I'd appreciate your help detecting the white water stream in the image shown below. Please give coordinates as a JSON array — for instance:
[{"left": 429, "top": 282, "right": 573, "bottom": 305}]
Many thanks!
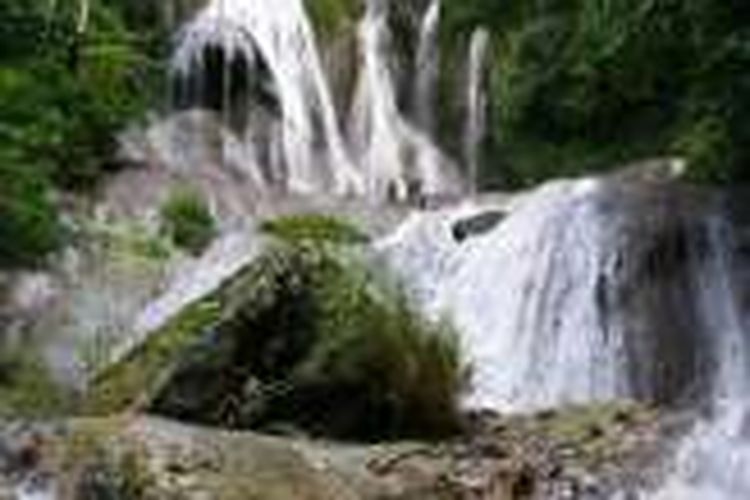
[
  {"left": 167, "top": 0, "right": 468, "bottom": 202},
  {"left": 653, "top": 217, "right": 750, "bottom": 500},
  {"left": 465, "top": 28, "right": 490, "bottom": 194},
  {"left": 380, "top": 179, "right": 631, "bottom": 410},
  {"left": 414, "top": 0, "right": 441, "bottom": 134},
  {"left": 172, "top": 0, "right": 362, "bottom": 195}
]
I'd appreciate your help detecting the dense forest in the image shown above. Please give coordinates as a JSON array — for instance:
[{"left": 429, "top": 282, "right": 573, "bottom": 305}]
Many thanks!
[
  {"left": 441, "top": 0, "right": 750, "bottom": 186},
  {"left": 1, "top": 0, "right": 749, "bottom": 268}
]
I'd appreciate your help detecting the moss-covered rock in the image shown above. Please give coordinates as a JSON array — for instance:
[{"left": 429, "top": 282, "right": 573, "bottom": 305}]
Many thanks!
[
  {"left": 84, "top": 299, "right": 222, "bottom": 416},
  {"left": 0, "top": 348, "right": 75, "bottom": 419},
  {"left": 88, "top": 223, "right": 464, "bottom": 441},
  {"left": 259, "top": 214, "right": 370, "bottom": 245}
]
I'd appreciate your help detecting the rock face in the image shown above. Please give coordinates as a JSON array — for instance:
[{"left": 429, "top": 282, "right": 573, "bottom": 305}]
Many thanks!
[{"left": 0, "top": 404, "right": 680, "bottom": 500}]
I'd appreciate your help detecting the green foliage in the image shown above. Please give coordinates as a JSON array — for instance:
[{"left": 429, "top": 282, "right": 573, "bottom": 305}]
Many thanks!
[
  {"left": 96, "top": 241, "right": 466, "bottom": 441},
  {"left": 0, "top": 0, "right": 167, "bottom": 268},
  {"left": 86, "top": 300, "right": 222, "bottom": 414},
  {"left": 259, "top": 214, "right": 370, "bottom": 245},
  {"left": 673, "top": 116, "right": 733, "bottom": 184},
  {"left": 442, "top": 0, "right": 750, "bottom": 186},
  {"left": 0, "top": 161, "right": 61, "bottom": 268},
  {"left": 160, "top": 187, "right": 216, "bottom": 255},
  {"left": 0, "top": 347, "right": 74, "bottom": 418},
  {"left": 0, "top": 0, "right": 162, "bottom": 189},
  {"left": 294, "top": 276, "right": 464, "bottom": 439},
  {"left": 210, "top": 244, "right": 466, "bottom": 440}
]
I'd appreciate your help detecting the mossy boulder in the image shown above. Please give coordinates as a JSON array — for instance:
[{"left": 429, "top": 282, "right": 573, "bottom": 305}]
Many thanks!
[{"left": 88, "top": 219, "right": 464, "bottom": 442}]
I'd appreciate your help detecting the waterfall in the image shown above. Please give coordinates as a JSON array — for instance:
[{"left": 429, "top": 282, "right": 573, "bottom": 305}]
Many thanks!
[
  {"left": 349, "top": 0, "right": 409, "bottom": 200},
  {"left": 380, "top": 177, "right": 750, "bottom": 496},
  {"left": 172, "top": 0, "right": 363, "bottom": 196},
  {"left": 464, "top": 28, "right": 490, "bottom": 194},
  {"left": 653, "top": 215, "right": 750, "bottom": 500},
  {"left": 350, "top": 0, "right": 460, "bottom": 202},
  {"left": 414, "top": 0, "right": 441, "bottom": 134},
  {"left": 168, "top": 0, "right": 463, "bottom": 203},
  {"left": 380, "top": 177, "right": 713, "bottom": 411},
  {"left": 380, "top": 179, "right": 630, "bottom": 410}
]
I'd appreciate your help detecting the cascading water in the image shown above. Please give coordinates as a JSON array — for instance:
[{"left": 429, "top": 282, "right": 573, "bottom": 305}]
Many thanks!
[
  {"left": 414, "top": 0, "right": 441, "bottom": 134},
  {"left": 380, "top": 179, "right": 630, "bottom": 410},
  {"left": 652, "top": 215, "right": 750, "bottom": 500},
  {"left": 172, "top": 0, "right": 363, "bottom": 195},
  {"left": 379, "top": 176, "right": 750, "bottom": 496},
  {"left": 464, "top": 28, "right": 490, "bottom": 194},
  {"left": 379, "top": 176, "right": 714, "bottom": 411},
  {"left": 167, "top": 0, "right": 463, "bottom": 203},
  {"left": 350, "top": 0, "right": 461, "bottom": 201}
]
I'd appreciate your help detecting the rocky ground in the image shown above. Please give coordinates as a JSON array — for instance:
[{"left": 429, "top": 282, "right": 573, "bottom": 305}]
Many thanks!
[{"left": 0, "top": 402, "right": 688, "bottom": 500}]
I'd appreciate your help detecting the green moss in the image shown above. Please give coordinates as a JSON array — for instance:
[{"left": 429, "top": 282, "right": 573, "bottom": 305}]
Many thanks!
[
  {"left": 259, "top": 214, "right": 370, "bottom": 245},
  {"left": 0, "top": 348, "right": 75, "bottom": 418},
  {"left": 85, "top": 299, "right": 222, "bottom": 415},
  {"left": 95, "top": 238, "right": 464, "bottom": 441}
]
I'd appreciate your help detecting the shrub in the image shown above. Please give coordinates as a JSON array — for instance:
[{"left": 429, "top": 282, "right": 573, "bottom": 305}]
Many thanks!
[
  {"left": 673, "top": 116, "right": 733, "bottom": 184},
  {"left": 160, "top": 187, "right": 216, "bottom": 254},
  {"left": 199, "top": 243, "right": 465, "bottom": 440},
  {"left": 259, "top": 214, "right": 370, "bottom": 245},
  {"left": 95, "top": 241, "right": 466, "bottom": 441},
  {"left": 292, "top": 278, "right": 465, "bottom": 439}
]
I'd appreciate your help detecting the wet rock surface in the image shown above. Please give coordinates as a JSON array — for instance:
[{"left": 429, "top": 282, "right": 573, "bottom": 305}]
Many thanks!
[{"left": 0, "top": 403, "right": 685, "bottom": 499}]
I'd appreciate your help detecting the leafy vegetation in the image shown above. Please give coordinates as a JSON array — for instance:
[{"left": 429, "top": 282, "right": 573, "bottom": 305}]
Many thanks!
[
  {"left": 90, "top": 236, "right": 465, "bottom": 441},
  {"left": 160, "top": 186, "right": 217, "bottom": 255},
  {"left": 0, "top": 347, "right": 75, "bottom": 418},
  {"left": 153, "top": 242, "right": 464, "bottom": 440},
  {"left": 85, "top": 300, "right": 222, "bottom": 414},
  {"left": 260, "top": 214, "right": 370, "bottom": 245},
  {"left": 0, "top": 0, "right": 166, "bottom": 268},
  {"left": 441, "top": 0, "right": 750, "bottom": 186},
  {"left": 0, "top": 161, "right": 61, "bottom": 268}
]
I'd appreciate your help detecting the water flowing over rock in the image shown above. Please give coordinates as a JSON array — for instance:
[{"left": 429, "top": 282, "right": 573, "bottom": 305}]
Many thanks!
[
  {"left": 351, "top": 0, "right": 461, "bottom": 201},
  {"left": 414, "top": 0, "right": 441, "bottom": 135},
  {"left": 379, "top": 176, "right": 717, "bottom": 411},
  {"left": 162, "top": 0, "right": 464, "bottom": 203},
  {"left": 651, "top": 208, "right": 750, "bottom": 499},
  {"left": 464, "top": 27, "right": 490, "bottom": 194},
  {"left": 172, "top": 0, "right": 362, "bottom": 196}
]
